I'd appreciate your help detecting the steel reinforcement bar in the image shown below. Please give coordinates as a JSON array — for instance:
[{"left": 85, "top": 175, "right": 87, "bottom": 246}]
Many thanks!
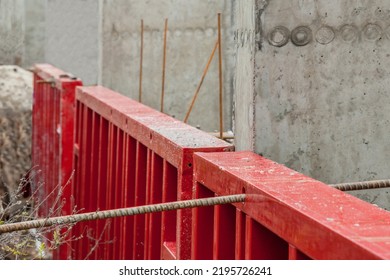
[
  {"left": 331, "top": 179, "right": 390, "bottom": 191},
  {"left": 0, "top": 195, "right": 245, "bottom": 234}
]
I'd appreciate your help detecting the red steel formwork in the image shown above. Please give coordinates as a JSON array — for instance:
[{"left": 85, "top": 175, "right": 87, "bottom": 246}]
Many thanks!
[
  {"left": 32, "top": 64, "right": 82, "bottom": 259},
  {"left": 192, "top": 151, "right": 390, "bottom": 260},
  {"left": 72, "top": 86, "right": 233, "bottom": 260},
  {"left": 32, "top": 65, "right": 390, "bottom": 261}
]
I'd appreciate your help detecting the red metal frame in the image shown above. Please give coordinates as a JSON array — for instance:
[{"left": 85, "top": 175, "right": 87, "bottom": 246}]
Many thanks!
[
  {"left": 192, "top": 151, "right": 390, "bottom": 260},
  {"left": 72, "top": 86, "right": 233, "bottom": 260},
  {"left": 32, "top": 64, "right": 390, "bottom": 260},
  {"left": 32, "top": 64, "right": 82, "bottom": 259}
]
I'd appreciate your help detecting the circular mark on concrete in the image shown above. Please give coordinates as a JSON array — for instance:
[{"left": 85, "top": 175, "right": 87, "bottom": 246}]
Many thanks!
[
  {"left": 315, "top": 25, "right": 335, "bottom": 44},
  {"left": 291, "top": 26, "right": 312, "bottom": 46},
  {"left": 363, "top": 23, "right": 382, "bottom": 41},
  {"left": 339, "top": 24, "right": 358, "bottom": 42},
  {"left": 268, "top": 26, "right": 290, "bottom": 47}
]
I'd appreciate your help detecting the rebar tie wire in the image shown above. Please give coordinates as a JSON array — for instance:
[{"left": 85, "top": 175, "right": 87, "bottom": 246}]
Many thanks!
[{"left": 0, "top": 194, "right": 246, "bottom": 234}]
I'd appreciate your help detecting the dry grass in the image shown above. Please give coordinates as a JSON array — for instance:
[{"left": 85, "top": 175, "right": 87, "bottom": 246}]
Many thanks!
[{"left": 0, "top": 170, "right": 76, "bottom": 260}]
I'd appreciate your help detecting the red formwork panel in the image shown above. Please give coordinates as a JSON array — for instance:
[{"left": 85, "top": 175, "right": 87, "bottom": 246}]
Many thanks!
[
  {"left": 192, "top": 151, "right": 390, "bottom": 260},
  {"left": 72, "top": 86, "right": 233, "bottom": 260},
  {"left": 32, "top": 64, "right": 82, "bottom": 259}
]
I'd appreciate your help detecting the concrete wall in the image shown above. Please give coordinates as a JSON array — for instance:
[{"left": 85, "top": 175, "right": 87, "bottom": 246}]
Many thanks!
[
  {"left": 234, "top": 0, "right": 390, "bottom": 209},
  {"left": 44, "top": 0, "right": 99, "bottom": 85},
  {"left": 233, "top": 1, "right": 257, "bottom": 150},
  {"left": 0, "top": 0, "right": 25, "bottom": 65},
  {"left": 100, "top": 0, "right": 234, "bottom": 132},
  {"left": 24, "top": 0, "right": 45, "bottom": 67},
  {"left": 0, "top": 0, "right": 45, "bottom": 67},
  {"left": 2, "top": 0, "right": 234, "bottom": 131}
]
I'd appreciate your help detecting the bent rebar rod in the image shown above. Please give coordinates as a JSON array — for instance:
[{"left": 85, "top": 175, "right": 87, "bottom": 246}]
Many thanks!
[{"left": 0, "top": 194, "right": 245, "bottom": 234}]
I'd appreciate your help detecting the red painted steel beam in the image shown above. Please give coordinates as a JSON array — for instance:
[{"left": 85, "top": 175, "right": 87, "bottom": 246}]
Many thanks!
[
  {"left": 33, "top": 64, "right": 82, "bottom": 260},
  {"left": 75, "top": 86, "right": 233, "bottom": 260},
  {"left": 193, "top": 151, "right": 390, "bottom": 260},
  {"left": 34, "top": 64, "right": 82, "bottom": 199},
  {"left": 76, "top": 86, "right": 232, "bottom": 168}
]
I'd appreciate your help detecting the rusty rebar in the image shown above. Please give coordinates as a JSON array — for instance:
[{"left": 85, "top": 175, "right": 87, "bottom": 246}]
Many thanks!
[
  {"left": 330, "top": 179, "right": 390, "bottom": 192},
  {"left": 0, "top": 194, "right": 245, "bottom": 234},
  {"left": 138, "top": 19, "right": 144, "bottom": 103},
  {"left": 217, "top": 13, "right": 223, "bottom": 139},
  {"left": 184, "top": 40, "right": 219, "bottom": 123},
  {"left": 161, "top": 18, "right": 168, "bottom": 113}
]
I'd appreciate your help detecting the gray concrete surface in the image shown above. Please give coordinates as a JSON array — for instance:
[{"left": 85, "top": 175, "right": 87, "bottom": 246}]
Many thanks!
[
  {"left": 100, "top": 0, "right": 234, "bottom": 132},
  {"left": 2, "top": 0, "right": 234, "bottom": 131},
  {"left": 24, "top": 0, "right": 45, "bottom": 68},
  {"left": 232, "top": 1, "right": 257, "bottom": 151},
  {"left": 44, "top": 0, "right": 99, "bottom": 85},
  {"left": 0, "top": 0, "right": 45, "bottom": 68},
  {"left": 0, "top": 0, "right": 235, "bottom": 190},
  {"left": 0, "top": 0, "right": 25, "bottom": 65},
  {"left": 234, "top": 0, "right": 390, "bottom": 209}
]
